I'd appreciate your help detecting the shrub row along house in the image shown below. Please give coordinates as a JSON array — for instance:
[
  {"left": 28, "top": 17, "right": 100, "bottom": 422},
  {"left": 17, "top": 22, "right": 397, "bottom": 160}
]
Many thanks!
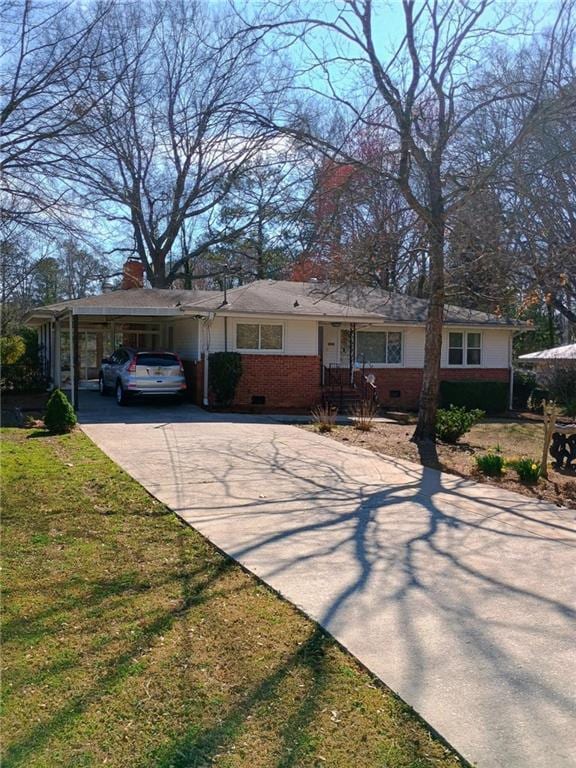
[{"left": 25, "top": 259, "right": 525, "bottom": 411}]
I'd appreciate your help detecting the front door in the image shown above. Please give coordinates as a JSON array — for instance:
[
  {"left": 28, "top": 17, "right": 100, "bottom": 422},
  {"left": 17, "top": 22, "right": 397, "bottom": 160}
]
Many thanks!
[{"left": 322, "top": 325, "right": 340, "bottom": 366}]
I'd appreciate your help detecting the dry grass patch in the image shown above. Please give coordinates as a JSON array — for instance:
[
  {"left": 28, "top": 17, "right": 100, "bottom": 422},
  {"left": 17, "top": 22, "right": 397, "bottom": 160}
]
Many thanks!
[{"left": 1, "top": 428, "right": 464, "bottom": 768}]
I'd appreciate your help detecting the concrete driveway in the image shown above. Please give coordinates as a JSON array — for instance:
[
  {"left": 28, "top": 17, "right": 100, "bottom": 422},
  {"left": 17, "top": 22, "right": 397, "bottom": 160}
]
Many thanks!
[{"left": 79, "top": 393, "right": 576, "bottom": 768}]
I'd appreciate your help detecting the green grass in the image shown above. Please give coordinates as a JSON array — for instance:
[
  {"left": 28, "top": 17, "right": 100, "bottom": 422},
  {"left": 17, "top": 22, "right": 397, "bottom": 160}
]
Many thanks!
[{"left": 1, "top": 428, "right": 463, "bottom": 768}]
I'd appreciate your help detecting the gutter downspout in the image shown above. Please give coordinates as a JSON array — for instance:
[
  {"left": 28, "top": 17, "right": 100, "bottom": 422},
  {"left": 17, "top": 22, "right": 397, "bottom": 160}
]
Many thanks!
[{"left": 509, "top": 331, "right": 516, "bottom": 411}]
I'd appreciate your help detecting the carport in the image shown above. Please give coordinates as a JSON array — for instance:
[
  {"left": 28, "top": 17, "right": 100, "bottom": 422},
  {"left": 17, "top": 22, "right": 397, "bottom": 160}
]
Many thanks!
[{"left": 24, "top": 289, "right": 209, "bottom": 409}]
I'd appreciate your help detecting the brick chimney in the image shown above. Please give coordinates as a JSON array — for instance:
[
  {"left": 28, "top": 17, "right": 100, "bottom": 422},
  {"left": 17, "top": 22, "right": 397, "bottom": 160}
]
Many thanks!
[{"left": 121, "top": 258, "right": 145, "bottom": 290}]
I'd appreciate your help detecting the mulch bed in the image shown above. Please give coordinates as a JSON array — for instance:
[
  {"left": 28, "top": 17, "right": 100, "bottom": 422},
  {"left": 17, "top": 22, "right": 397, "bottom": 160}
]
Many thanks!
[{"left": 309, "top": 419, "right": 576, "bottom": 510}]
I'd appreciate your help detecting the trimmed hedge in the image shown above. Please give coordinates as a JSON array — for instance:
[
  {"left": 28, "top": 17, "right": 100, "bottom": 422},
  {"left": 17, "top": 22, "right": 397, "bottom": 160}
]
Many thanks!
[{"left": 440, "top": 380, "right": 508, "bottom": 414}]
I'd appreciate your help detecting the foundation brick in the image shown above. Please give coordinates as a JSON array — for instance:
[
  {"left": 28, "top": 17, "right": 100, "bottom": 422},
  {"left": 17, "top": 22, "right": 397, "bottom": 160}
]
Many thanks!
[{"left": 183, "top": 355, "right": 509, "bottom": 412}]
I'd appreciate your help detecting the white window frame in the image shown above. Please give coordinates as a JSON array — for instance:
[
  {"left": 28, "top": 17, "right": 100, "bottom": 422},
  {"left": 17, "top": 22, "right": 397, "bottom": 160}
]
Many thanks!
[
  {"left": 235, "top": 321, "right": 285, "bottom": 354},
  {"left": 349, "top": 328, "right": 404, "bottom": 367},
  {"left": 447, "top": 330, "right": 483, "bottom": 367}
]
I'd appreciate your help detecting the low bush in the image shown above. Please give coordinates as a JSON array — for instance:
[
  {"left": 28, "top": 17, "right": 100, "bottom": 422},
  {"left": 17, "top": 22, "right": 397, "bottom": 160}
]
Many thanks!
[
  {"left": 475, "top": 452, "right": 505, "bottom": 476},
  {"left": 352, "top": 399, "right": 379, "bottom": 431},
  {"left": 507, "top": 457, "right": 541, "bottom": 483},
  {"left": 44, "top": 388, "right": 77, "bottom": 434},
  {"left": 311, "top": 404, "right": 338, "bottom": 433},
  {"left": 208, "top": 352, "right": 242, "bottom": 406},
  {"left": 0, "top": 327, "right": 48, "bottom": 394},
  {"left": 436, "top": 405, "right": 485, "bottom": 444},
  {"left": 0, "top": 336, "right": 26, "bottom": 366},
  {"left": 440, "top": 380, "right": 508, "bottom": 414}
]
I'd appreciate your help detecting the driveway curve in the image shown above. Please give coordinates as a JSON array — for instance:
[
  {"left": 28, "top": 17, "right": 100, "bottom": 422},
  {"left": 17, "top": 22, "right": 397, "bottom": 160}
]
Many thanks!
[{"left": 79, "top": 394, "right": 576, "bottom": 768}]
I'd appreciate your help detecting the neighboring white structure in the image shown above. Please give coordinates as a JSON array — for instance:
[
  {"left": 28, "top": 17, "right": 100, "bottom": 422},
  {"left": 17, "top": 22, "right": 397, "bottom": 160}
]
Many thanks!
[{"left": 518, "top": 344, "right": 576, "bottom": 362}]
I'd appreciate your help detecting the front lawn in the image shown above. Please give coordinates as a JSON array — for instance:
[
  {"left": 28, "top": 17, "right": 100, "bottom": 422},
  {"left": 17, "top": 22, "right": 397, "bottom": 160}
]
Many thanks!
[
  {"left": 318, "top": 418, "right": 576, "bottom": 509},
  {"left": 1, "top": 428, "right": 463, "bottom": 768}
]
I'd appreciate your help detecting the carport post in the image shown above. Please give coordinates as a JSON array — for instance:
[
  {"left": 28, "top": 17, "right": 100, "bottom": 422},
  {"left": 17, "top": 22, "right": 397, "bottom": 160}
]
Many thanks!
[
  {"left": 54, "top": 318, "right": 61, "bottom": 387},
  {"left": 69, "top": 312, "right": 80, "bottom": 410}
]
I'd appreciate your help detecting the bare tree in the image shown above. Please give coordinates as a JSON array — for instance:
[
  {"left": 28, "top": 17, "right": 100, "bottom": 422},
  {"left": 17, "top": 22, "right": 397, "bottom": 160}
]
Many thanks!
[
  {"left": 450, "top": 38, "right": 576, "bottom": 339},
  {"left": 238, "top": 0, "right": 575, "bottom": 440},
  {"left": 208, "top": 148, "right": 315, "bottom": 282},
  {"left": 63, "top": 0, "right": 281, "bottom": 288},
  {"left": 308, "top": 125, "right": 425, "bottom": 291},
  {"left": 0, "top": 0, "right": 120, "bottom": 232}
]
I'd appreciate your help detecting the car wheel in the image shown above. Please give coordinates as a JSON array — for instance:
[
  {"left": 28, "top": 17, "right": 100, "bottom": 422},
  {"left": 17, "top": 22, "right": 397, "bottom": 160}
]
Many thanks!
[
  {"left": 98, "top": 375, "right": 108, "bottom": 396},
  {"left": 116, "top": 381, "right": 129, "bottom": 406}
]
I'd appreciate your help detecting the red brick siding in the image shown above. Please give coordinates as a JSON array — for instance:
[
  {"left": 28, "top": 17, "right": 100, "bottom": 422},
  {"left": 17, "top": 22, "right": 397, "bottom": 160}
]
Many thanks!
[
  {"left": 185, "top": 355, "right": 508, "bottom": 411},
  {"left": 368, "top": 368, "right": 509, "bottom": 409},
  {"left": 182, "top": 359, "right": 204, "bottom": 404},
  {"left": 233, "top": 355, "right": 322, "bottom": 410},
  {"left": 183, "top": 355, "right": 322, "bottom": 410}
]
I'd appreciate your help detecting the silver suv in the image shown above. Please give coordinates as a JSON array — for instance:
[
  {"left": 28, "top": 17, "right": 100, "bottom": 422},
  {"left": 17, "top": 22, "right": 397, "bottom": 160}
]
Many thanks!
[{"left": 99, "top": 347, "right": 187, "bottom": 405}]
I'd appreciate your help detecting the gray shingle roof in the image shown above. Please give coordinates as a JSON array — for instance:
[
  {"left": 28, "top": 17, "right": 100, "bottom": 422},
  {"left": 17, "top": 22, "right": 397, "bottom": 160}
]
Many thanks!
[
  {"left": 25, "top": 280, "right": 525, "bottom": 327},
  {"left": 265, "top": 281, "right": 525, "bottom": 327},
  {"left": 180, "top": 281, "right": 383, "bottom": 320}
]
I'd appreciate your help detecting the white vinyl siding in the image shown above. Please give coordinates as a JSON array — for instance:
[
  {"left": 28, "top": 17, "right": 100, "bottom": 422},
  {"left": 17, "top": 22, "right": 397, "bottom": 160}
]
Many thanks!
[
  {"left": 172, "top": 318, "right": 200, "bottom": 360},
  {"left": 481, "top": 329, "right": 511, "bottom": 368},
  {"left": 196, "top": 317, "right": 512, "bottom": 368}
]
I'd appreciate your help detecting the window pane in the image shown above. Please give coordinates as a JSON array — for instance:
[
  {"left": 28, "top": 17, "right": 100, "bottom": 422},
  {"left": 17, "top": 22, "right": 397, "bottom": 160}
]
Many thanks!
[
  {"left": 357, "top": 332, "right": 386, "bottom": 363},
  {"left": 387, "top": 332, "right": 402, "bottom": 364},
  {"left": 449, "top": 348, "right": 463, "bottom": 365},
  {"left": 237, "top": 324, "right": 259, "bottom": 349},
  {"left": 467, "top": 348, "right": 481, "bottom": 365},
  {"left": 260, "top": 324, "right": 283, "bottom": 350},
  {"left": 449, "top": 332, "right": 463, "bottom": 348},
  {"left": 467, "top": 333, "right": 481, "bottom": 348}
]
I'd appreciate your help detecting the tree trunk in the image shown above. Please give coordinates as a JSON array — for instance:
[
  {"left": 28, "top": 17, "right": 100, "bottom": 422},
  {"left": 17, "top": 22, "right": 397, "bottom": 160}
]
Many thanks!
[
  {"left": 546, "top": 302, "right": 555, "bottom": 347},
  {"left": 149, "top": 252, "right": 168, "bottom": 288},
  {"left": 412, "top": 214, "right": 445, "bottom": 442}
]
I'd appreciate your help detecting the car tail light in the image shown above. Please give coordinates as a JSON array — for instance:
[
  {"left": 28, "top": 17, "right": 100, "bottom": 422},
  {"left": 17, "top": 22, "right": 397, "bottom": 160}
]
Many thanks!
[{"left": 127, "top": 357, "right": 137, "bottom": 373}]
